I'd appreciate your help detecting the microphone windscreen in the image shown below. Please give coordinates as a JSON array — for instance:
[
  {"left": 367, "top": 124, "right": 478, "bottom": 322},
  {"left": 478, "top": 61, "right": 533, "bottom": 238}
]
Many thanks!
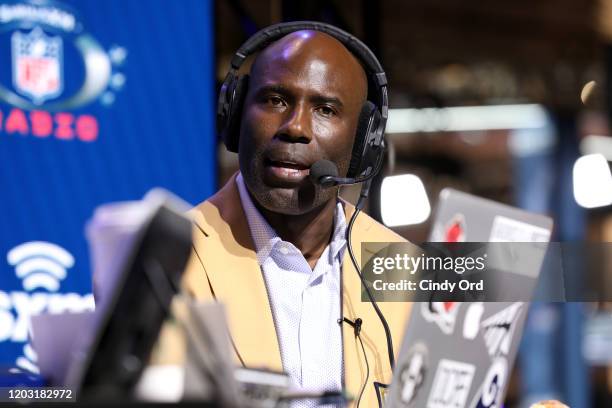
[{"left": 310, "top": 160, "right": 338, "bottom": 184}]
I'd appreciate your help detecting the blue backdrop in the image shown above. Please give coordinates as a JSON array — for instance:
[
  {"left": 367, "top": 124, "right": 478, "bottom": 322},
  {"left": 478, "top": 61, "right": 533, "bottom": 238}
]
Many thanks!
[{"left": 0, "top": 0, "right": 216, "bottom": 370}]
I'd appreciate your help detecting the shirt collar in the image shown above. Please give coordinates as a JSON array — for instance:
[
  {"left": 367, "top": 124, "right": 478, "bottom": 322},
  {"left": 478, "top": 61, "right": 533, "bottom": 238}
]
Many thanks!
[{"left": 236, "top": 172, "right": 347, "bottom": 267}]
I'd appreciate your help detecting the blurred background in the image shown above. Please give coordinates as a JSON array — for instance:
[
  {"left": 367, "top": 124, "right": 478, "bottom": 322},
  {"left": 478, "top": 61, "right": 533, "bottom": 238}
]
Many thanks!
[{"left": 0, "top": 0, "right": 611, "bottom": 406}]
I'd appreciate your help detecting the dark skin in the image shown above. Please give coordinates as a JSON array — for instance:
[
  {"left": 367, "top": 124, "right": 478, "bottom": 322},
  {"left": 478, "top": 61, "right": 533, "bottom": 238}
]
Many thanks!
[{"left": 238, "top": 31, "right": 368, "bottom": 269}]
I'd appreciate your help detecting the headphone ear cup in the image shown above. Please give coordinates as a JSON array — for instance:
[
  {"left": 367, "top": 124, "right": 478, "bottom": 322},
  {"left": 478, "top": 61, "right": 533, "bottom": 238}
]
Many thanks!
[
  {"left": 222, "top": 75, "right": 249, "bottom": 153},
  {"left": 347, "top": 101, "right": 379, "bottom": 178}
]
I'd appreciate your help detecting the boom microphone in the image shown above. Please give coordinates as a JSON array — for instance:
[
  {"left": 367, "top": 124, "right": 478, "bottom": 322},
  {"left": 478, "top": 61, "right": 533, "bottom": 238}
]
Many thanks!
[
  {"left": 309, "top": 160, "right": 358, "bottom": 187},
  {"left": 309, "top": 160, "right": 338, "bottom": 187}
]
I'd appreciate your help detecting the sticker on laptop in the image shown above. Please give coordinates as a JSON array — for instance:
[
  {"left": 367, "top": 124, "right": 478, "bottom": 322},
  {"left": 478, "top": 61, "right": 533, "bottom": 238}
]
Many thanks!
[
  {"left": 444, "top": 214, "right": 467, "bottom": 242},
  {"left": 421, "top": 302, "right": 461, "bottom": 335},
  {"left": 481, "top": 302, "right": 524, "bottom": 357},
  {"left": 469, "top": 356, "right": 508, "bottom": 408},
  {"left": 396, "top": 343, "right": 428, "bottom": 407},
  {"left": 462, "top": 302, "right": 485, "bottom": 340},
  {"left": 427, "top": 359, "right": 475, "bottom": 408},
  {"left": 489, "top": 216, "right": 551, "bottom": 243}
]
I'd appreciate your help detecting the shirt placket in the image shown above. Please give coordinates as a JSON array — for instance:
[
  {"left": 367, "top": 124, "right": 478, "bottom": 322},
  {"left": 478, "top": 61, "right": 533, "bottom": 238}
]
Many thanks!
[{"left": 300, "top": 248, "right": 334, "bottom": 391}]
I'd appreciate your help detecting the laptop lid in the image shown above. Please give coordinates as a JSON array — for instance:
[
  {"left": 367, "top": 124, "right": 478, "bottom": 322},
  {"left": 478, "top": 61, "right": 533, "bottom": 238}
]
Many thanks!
[{"left": 386, "top": 189, "right": 553, "bottom": 408}]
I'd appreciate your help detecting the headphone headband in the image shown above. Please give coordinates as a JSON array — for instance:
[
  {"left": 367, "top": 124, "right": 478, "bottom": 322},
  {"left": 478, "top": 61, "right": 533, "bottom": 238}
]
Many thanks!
[{"left": 227, "top": 21, "right": 388, "bottom": 123}]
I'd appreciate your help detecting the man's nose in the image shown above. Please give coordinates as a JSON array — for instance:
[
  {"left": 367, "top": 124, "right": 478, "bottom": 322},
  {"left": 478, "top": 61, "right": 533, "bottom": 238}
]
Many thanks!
[{"left": 276, "top": 102, "right": 311, "bottom": 143}]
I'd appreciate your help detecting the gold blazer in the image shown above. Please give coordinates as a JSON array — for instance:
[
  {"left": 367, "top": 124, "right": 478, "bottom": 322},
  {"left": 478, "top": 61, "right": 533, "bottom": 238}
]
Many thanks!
[{"left": 156, "top": 173, "right": 414, "bottom": 407}]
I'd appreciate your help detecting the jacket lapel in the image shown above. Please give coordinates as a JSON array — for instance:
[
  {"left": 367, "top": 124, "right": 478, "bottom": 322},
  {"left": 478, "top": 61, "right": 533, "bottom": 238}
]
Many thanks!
[{"left": 190, "top": 174, "right": 282, "bottom": 371}]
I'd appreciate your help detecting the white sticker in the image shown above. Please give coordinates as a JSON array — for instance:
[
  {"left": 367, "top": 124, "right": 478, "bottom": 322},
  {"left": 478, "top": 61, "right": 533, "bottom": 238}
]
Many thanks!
[
  {"left": 427, "top": 359, "right": 475, "bottom": 408},
  {"left": 469, "top": 357, "right": 508, "bottom": 408},
  {"left": 398, "top": 344, "right": 428, "bottom": 406},
  {"left": 421, "top": 302, "right": 461, "bottom": 335},
  {"left": 463, "top": 302, "right": 484, "bottom": 340},
  {"left": 489, "top": 216, "right": 550, "bottom": 243},
  {"left": 481, "top": 302, "right": 523, "bottom": 357}
]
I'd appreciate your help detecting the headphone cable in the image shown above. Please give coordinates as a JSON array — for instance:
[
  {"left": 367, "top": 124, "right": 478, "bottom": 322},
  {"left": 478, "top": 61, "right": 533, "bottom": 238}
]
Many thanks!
[
  {"left": 345, "top": 173, "right": 395, "bottom": 371},
  {"left": 355, "top": 331, "right": 370, "bottom": 408}
]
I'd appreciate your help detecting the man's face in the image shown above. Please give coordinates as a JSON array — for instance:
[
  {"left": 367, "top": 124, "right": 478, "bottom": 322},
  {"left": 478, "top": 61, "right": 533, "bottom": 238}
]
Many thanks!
[{"left": 238, "top": 31, "right": 367, "bottom": 215}]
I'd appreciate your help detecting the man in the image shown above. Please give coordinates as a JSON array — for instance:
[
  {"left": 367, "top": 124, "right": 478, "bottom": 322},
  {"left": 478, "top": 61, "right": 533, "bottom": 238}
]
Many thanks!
[
  {"left": 167, "top": 29, "right": 413, "bottom": 406},
  {"left": 151, "top": 25, "right": 568, "bottom": 408}
]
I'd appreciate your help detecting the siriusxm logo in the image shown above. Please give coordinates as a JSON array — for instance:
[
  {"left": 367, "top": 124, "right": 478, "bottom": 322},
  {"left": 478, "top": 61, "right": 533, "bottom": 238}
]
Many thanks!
[
  {"left": 7, "top": 241, "right": 74, "bottom": 292},
  {"left": 0, "top": 241, "right": 94, "bottom": 372}
]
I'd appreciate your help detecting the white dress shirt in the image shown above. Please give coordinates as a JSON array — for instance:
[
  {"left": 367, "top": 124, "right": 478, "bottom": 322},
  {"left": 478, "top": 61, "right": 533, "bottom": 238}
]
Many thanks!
[{"left": 236, "top": 173, "right": 346, "bottom": 398}]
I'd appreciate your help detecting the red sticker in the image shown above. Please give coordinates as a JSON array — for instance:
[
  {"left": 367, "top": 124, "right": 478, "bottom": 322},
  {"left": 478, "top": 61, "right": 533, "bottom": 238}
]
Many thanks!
[{"left": 444, "top": 214, "right": 466, "bottom": 243}]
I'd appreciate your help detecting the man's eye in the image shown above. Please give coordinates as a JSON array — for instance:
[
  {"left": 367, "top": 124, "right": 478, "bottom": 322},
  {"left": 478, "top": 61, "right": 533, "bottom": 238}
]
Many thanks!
[
  {"left": 267, "top": 96, "right": 285, "bottom": 107},
  {"left": 317, "top": 105, "right": 336, "bottom": 117}
]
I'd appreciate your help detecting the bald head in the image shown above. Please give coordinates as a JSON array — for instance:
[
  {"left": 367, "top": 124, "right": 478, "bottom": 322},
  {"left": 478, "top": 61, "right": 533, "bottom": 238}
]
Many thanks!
[{"left": 250, "top": 30, "right": 368, "bottom": 104}]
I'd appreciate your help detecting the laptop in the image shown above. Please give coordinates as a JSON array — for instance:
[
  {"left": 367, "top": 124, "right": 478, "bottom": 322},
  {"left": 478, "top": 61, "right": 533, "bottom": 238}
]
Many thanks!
[{"left": 385, "top": 188, "right": 553, "bottom": 408}]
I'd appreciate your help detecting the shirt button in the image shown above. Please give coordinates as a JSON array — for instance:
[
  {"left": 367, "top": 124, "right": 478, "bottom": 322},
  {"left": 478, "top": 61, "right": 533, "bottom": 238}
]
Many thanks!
[{"left": 279, "top": 246, "right": 289, "bottom": 255}]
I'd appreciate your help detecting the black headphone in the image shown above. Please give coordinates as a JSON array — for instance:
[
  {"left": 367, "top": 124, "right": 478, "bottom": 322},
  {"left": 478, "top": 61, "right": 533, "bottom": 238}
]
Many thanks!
[{"left": 217, "top": 21, "right": 389, "bottom": 181}]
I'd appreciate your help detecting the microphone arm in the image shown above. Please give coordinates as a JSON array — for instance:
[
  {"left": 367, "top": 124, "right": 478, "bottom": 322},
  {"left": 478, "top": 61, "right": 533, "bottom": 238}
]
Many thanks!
[
  {"left": 317, "top": 151, "right": 385, "bottom": 188},
  {"left": 319, "top": 175, "right": 357, "bottom": 187}
]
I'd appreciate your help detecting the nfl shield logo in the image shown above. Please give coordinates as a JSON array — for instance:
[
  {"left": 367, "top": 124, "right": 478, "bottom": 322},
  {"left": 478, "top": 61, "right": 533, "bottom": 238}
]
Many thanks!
[{"left": 12, "top": 27, "right": 63, "bottom": 104}]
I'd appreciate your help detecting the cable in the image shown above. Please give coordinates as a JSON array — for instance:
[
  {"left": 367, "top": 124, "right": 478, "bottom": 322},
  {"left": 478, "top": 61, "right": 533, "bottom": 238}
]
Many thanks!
[
  {"left": 346, "top": 179, "right": 396, "bottom": 371},
  {"left": 355, "top": 333, "right": 369, "bottom": 408}
]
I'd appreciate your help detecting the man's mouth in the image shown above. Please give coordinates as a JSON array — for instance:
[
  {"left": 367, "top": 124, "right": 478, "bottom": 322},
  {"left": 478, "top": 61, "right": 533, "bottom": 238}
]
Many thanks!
[
  {"left": 263, "top": 158, "right": 310, "bottom": 184},
  {"left": 264, "top": 158, "right": 309, "bottom": 170}
]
